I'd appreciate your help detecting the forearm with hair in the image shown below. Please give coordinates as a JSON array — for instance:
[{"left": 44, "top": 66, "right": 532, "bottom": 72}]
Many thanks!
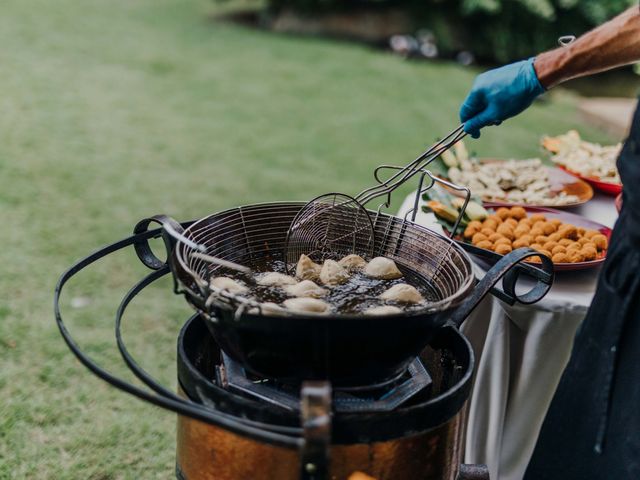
[{"left": 534, "top": 5, "right": 640, "bottom": 89}]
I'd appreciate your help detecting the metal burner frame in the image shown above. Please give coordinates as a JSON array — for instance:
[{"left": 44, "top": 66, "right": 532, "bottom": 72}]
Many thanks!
[{"left": 220, "top": 352, "right": 432, "bottom": 413}]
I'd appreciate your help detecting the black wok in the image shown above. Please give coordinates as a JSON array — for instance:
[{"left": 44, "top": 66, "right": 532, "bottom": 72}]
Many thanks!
[{"left": 133, "top": 202, "right": 553, "bottom": 387}]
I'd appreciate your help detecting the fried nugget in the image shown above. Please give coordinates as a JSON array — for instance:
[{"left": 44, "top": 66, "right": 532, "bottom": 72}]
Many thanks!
[
  {"left": 543, "top": 241, "right": 558, "bottom": 252},
  {"left": 495, "top": 243, "right": 513, "bottom": 255},
  {"left": 481, "top": 227, "right": 495, "bottom": 237},
  {"left": 512, "top": 237, "right": 530, "bottom": 249},
  {"left": 488, "top": 233, "right": 504, "bottom": 243},
  {"left": 487, "top": 214, "right": 503, "bottom": 225},
  {"left": 530, "top": 213, "right": 546, "bottom": 223},
  {"left": 559, "top": 224, "right": 579, "bottom": 240},
  {"left": 476, "top": 240, "right": 493, "bottom": 250},
  {"left": 468, "top": 220, "right": 483, "bottom": 231},
  {"left": 552, "top": 252, "right": 569, "bottom": 263},
  {"left": 591, "top": 234, "right": 608, "bottom": 251},
  {"left": 464, "top": 225, "right": 478, "bottom": 239},
  {"left": 548, "top": 232, "right": 562, "bottom": 242},
  {"left": 584, "top": 229, "right": 599, "bottom": 239},
  {"left": 497, "top": 224, "right": 515, "bottom": 240},
  {"left": 581, "top": 247, "right": 597, "bottom": 261},
  {"left": 514, "top": 225, "right": 531, "bottom": 238},
  {"left": 505, "top": 218, "right": 518, "bottom": 228},
  {"left": 482, "top": 220, "right": 498, "bottom": 231},
  {"left": 495, "top": 207, "right": 509, "bottom": 220},
  {"left": 472, "top": 232, "right": 488, "bottom": 244},
  {"left": 542, "top": 222, "right": 557, "bottom": 235},
  {"left": 551, "top": 245, "right": 566, "bottom": 255},
  {"left": 559, "top": 238, "right": 573, "bottom": 247},
  {"left": 510, "top": 206, "right": 527, "bottom": 220}
]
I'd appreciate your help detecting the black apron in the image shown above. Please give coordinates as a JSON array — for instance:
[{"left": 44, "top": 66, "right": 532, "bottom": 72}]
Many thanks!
[{"left": 525, "top": 100, "right": 640, "bottom": 479}]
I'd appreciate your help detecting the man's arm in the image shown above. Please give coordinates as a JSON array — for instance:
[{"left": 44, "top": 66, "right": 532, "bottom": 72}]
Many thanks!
[
  {"left": 536, "top": 6, "right": 640, "bottom": 88},
  {"left": 460, "top": 6, "right": 640, "bottom": 138}
]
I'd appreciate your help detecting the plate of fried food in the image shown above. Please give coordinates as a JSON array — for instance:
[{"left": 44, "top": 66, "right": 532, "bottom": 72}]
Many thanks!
[
  {"left": 461, "top": 205, "right": 611, "bottom": 271},
  {"left": 439, "top": 141, "right": 593, "bottom": 208},
  {"left": 542, "top": 130, "right": 623, "bottom": 196}
]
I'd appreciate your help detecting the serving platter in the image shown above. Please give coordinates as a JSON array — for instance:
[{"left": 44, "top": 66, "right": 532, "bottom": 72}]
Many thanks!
[
  {"left": 442, "top": 158, "right": 594, "bottom": 208},
  {"left": 453, "top": 205, "right": 611, "bottom": 272},
  {"left": 557, "top": 165, "right": 622, "bottom": 196}
]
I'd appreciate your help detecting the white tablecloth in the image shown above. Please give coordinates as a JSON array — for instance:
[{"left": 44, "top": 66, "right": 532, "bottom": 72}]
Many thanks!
[{"left": 397, "top": 192, "right": 618, "bottom": 480}]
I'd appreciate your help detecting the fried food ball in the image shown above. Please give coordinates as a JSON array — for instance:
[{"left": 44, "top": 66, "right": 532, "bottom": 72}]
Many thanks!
[
  {"left": 580, "top": 247, "right": 597, "bottom": 261},
  {"left": 543, "top": 241, "right": 558, "bottom": 252},
  {"left": 542, "top": 222, "right": 557, "bottom": 235},
  {"left": 558, "top": 224, "right": 579, "bottom": 240},
  {"left": 482, "top": 220, "right": 498, "bottom": 231},
  {"left": 472, "top": 232, "right": 488, "bottom": 244},
  {"left": 530, "top": 213, "right": 546, "bottom": 223},
  {"left": 496, "top": 207, "right": 511, "bottom": 220},
  {"left": 548, "top": 232, "right": 562, "bottom": 242},
  {"left": 566, "top": 242, "right": 581, "bottom": 251},
  {"left": 505, "top": 218, "right": 518, "bottom": 228},
  {"left": 519, "top": 217, "right": 533, "bottom": 227},
  {"left": 559, "top": 238, "right": 573, "bottom": 247},
  {"left": 568, "top": 250, "right": 585, "bottom": 263},
  {"left": 552, "top": 252, "right": 569, "bottom": 263},
  {"left": 591, "top": 234, "right": 608, "bottom": 251},
  {"left": 549, "top": 218, "right": 563, "bottom": 227},
  {"left": 514, "top": 225, "right": 531, "bottom": 237},
  {"left": 512, "top": 237, "right": 531, "bottom": 249},
  {"left": 584, "top": 229, "right": 599, "bottom": 239},
  {"left": 582, "top": 241, "right": 597, "bottom": 251},
  {"left": 519, "top": 234, "right": 533, "bottom": 244},
  {"left": 529, "top": 256, "right": 542, "bottom": 264},
  {"left": 529, "top": 227, "right": 544, "bottom": 238},
  {"left": 494, "top": 237, "right": 511, "bottom": 246},
  {"left": 530, "top": 243, "right": 543, "bottom": 251},
  {"left": 476, "top": 240, "right": 493, "bottom": 250},
  {"left": 551, "top": 245, "right": 566, "bottom": 255},
  {"left": 535, "top": 235, "right": 549, "bottom": 244},
  {"left": 487, "top": 214, "right": 503, "bottom": 225},
  {"left": 481, "top": 227, "right": 495, "bottom": 237},
  {"left": 464, "top": 225, "right": 479, "bottom": 239},
  {"left": 488, "top": 233, "right": 504, "bottom": 243},
  {"left": 495, "top": 243, "right": 513, "bottom": 255},
  {"left": 468, "top": 220, "right": 483, "bottom": 231},
  {"left": 510, "top": 206, "right": 527, "bottom": 220},
  {"left": 496, "top": 224, "right": 515, "bottom": 240},
  {"left": 578, "top": 237, "right": 592, "bottom": 245},
  {"left": 532, "top": 220, "right": 546, "bottom": 231}
]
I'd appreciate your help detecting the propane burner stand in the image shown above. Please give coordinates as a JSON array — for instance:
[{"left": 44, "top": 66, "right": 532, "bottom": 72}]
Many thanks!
[{"left": 219, "top": 352, "right": 432, "bottom": 413}]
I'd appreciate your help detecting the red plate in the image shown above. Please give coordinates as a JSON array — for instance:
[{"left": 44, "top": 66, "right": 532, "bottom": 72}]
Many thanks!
[
  {"left": 457, "top": 205, "right": 612, "bottom": 272},
  {"left": 558, "top": 166, "right": 622, "bottom": 196}
]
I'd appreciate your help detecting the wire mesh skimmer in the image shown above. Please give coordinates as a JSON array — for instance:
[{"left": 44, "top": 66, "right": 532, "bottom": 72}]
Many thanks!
[{"left": 283, "top": 125, "right": 466, "bottom": 266}]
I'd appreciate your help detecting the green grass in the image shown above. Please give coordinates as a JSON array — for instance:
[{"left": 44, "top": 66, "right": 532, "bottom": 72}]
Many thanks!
[{"left": 0, "top": 0, "right": 613, "bottom": 478}]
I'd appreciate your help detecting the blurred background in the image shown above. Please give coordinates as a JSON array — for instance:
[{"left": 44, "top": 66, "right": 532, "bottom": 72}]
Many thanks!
[{"left": 0, "top": 0, "right": 637, "bottom": 477}]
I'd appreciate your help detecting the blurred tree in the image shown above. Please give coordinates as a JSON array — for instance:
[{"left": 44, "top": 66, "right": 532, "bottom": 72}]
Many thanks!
[{"left": 263, "top": 0, "right": 636, "bottom": 62}]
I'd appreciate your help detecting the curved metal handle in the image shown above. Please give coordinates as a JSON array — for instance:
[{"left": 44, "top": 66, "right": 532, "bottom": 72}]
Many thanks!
[
  {"left": 450, "top": 247, "right": 554, "bottom": 328},
  {"left": 133, "top": 214, "right": 193, "bottom": 270},
  {"left": 53, "top": 229, "right": 302, "bottom": 449}
]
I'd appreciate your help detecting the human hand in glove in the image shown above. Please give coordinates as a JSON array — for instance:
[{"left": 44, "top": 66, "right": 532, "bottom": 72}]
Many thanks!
[{"left": 459, "top": 58, "right": 545, "bottom": 138}]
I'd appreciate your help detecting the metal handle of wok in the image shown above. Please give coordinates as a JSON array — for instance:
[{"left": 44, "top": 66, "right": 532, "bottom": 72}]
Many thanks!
[
  {"left": 449, "top": 247, "right": 554, "bottom": 327},
  {"left": 53, "top": 226, "right": 304, "bottom": 450},
  {"left": 355, "top": 125, "right": 467, "bottom": 207}
]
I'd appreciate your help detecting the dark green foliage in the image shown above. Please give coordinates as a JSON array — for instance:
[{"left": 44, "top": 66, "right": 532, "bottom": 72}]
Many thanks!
[{"left": 266, "top": 0, "right": 636, "bottom": 62}]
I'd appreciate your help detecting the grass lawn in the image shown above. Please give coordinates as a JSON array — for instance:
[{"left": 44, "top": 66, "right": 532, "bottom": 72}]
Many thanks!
[{"left": 0, "top": 0, "right": 613, "bottom": 478}]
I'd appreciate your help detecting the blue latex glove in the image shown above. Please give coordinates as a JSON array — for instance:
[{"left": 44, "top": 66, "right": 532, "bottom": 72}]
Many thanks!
[{"left": 459, "top": 58, "right": 545, "bottom": 138}]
